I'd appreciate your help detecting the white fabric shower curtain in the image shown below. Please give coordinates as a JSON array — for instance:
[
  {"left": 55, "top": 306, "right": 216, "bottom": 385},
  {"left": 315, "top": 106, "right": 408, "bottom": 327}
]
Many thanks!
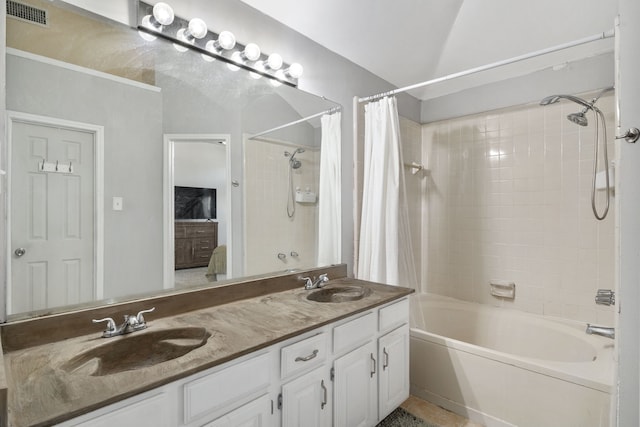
[
  {"left": 317, "top": 112, "right": 342, "bottom": 265},
  {"left": 357, "top": 97, "right": 417, "bottom": 289}
]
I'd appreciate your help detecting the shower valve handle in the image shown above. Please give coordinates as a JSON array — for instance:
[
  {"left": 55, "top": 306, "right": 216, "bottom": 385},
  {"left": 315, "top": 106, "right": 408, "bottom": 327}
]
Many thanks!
[{"left": 616, "top": 127, "right": 640, "bottom": 143}]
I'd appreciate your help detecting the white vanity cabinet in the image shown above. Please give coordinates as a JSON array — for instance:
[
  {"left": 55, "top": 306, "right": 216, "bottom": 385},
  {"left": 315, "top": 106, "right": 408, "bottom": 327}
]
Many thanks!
[
  {"left": 333, "top": 341, "right": 378, "bottom": 427},
  {"left": 281, "top": 365, "right": 332, "bottom": 427},
  {"left": 377, "top": 298, "right": 411, "bottom": 420},
  {"left": 332, "top": 298, "right": 410, "bottom": 427},
  {"left": 378, "top": 324, "right": 410, "bottom": 420},
  {"left": 59, "top": 296, "right": 410, "bottom": 427}
]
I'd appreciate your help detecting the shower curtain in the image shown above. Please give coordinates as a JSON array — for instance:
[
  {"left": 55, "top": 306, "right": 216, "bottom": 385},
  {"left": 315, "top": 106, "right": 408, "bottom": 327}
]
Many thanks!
[
  {"left": 317, "top": 111, "right": 342, "bottom": 265},
  {"left": 357, "top": 97, "right": 417, "bottom": 289}
]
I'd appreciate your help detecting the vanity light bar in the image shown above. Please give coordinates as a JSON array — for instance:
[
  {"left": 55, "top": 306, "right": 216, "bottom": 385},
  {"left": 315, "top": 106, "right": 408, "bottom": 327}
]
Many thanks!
[{"left": 136, "top": 1, "right": 301, "bottom": 87}]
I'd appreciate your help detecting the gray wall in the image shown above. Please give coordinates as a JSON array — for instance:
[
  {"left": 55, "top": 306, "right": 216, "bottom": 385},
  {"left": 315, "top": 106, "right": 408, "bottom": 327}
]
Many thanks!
[
  {"left": 6, "top": 54, "right": 165, "bottom": 298},
  {"left": 421, "top": 52, "right": 614, "bottom": 123}
]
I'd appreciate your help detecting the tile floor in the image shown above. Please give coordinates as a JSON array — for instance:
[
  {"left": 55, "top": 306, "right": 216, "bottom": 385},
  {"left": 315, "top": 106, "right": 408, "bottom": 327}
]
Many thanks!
[{"left": 401, "top": 395, "right": 484, "bottom": 427}]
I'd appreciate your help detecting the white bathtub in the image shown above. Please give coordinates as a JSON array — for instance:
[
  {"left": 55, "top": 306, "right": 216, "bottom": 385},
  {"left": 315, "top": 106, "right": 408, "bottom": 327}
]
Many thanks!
[{"left": 409, "top": 294, "right": 614, "bottom": 427}]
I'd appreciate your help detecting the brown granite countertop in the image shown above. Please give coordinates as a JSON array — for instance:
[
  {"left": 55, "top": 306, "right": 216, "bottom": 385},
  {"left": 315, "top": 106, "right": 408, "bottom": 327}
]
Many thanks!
[{"left": 3, "top": 278, "right": 413, "bottom": 427}]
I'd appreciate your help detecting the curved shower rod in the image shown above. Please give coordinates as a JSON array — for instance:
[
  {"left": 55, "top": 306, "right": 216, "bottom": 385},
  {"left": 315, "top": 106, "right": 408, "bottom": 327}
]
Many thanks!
[{"left": 358, "top": 29, "right": 615, "bottom": 103}]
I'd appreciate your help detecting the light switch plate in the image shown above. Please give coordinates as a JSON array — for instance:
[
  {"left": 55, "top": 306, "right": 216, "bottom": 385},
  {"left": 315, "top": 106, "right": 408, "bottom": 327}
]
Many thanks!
[{"left": 112, "top": 196, "right": 123, "bottom": 211}]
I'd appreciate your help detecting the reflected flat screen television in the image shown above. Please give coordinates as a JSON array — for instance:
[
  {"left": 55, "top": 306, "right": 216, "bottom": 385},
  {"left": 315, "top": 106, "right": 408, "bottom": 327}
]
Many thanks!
[{"left": 174, "top": 186, "right": 217, "bottom": 220}]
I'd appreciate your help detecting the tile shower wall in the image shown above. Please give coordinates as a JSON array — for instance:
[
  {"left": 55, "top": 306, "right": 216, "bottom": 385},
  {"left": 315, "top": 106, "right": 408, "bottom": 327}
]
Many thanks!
[
  {"left": 400, "top": 117, "right": 424, "bottom": 285},
  {"left": 244, "top": 138, "right": 319, "bottom": 276},
  {"left": 422, "top": 92, "right": 615, "bottom": 324}
]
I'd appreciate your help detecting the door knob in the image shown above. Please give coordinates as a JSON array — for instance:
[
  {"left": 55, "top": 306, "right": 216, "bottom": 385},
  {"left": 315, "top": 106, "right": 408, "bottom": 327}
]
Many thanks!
[{"left": 14, "top": 248, "right": 26, "bottom": 257}]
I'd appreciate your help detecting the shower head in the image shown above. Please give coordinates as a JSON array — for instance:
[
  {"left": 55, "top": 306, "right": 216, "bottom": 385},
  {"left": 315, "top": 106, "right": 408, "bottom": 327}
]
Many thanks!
[
  {"left": 285, "top": 148, "right": 305, "bottom": 169},
  {"left": 567, "top": 111, "right": 589, "bottom": 127},
  {"left": 540, "top": 88, "right": 613, "bottom": 127}
]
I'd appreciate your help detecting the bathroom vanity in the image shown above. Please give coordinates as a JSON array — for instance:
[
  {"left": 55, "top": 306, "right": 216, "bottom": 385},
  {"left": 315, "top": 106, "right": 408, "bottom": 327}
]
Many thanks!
[{"left": 0, "top": 267, "right": 413, "bottom": 427}]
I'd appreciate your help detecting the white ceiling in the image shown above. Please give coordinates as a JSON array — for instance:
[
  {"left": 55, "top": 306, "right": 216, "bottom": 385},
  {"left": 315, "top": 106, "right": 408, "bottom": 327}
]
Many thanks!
[{"left": 238, "top": 0, "right": 618, "bottom": 100}]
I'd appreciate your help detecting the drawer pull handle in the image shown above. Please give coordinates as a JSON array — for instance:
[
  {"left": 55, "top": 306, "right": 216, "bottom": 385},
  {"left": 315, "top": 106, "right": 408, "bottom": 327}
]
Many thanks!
[
  {"left": 320, "top": 380, "right": 327, "bottom": 409},
  {"left": 295, "top": 349, "right": 319, "bottom": 362},
  {"left": 370, "top": 353, "right": 376, "bottom": 377},
  {"left": 383, "top": 348, "right": 389, "bottom": 370}
]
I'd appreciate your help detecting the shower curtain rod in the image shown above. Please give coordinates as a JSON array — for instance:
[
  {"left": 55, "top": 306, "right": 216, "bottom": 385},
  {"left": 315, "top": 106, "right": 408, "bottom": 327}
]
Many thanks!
[
  {"left": 358, "top": 29, "right": 615, "bottom": 103},
  {"left": 248, "top": 107, "right": 341, "bottom": 140}
]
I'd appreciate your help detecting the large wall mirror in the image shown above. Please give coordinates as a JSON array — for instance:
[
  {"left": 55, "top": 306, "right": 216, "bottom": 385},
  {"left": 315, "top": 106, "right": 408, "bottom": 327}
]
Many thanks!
[{"left": 4, "top": 0, "right": 341, "bottom": 320}]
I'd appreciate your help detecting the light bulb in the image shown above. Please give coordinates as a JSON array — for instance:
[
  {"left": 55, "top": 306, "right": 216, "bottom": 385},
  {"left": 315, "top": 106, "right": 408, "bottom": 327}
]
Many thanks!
[
  {"left": 265, "top": 53, "right": 283, "bottom": 70},
  {"left": 249, "top": 71, "right": 262, "bottom": 80},
  {"left": 177, "top": 18, "right": 207, "bottom": 44},
  {"left": 138, "top": 29, "right": 157, "bottom": 42},
  {"left": 269, "top": 78, "right": 282, "bottom": 87},
  {"left": 218, "top": 31, "right": 236, "bottom": 50},
  {"left": 152, "top": 2, "right": 174, "bottom": 26},
  {"left": 227, "top": 52, "right": 242, "bottom": 71},
  {"left": 187, "top": 18, "right": 208, "bottom": 39},
  {"left": 243, "top": 43, "right": 261, "bottom": 61},
  {"left": 173, "top": 42, "right": 188, "bottom": 53},
  {"left": 286, "top": 63, "right": 303, "bottom": 79},
  {"left": 201, "top": 52, "right": 216, "bottom": 62}
]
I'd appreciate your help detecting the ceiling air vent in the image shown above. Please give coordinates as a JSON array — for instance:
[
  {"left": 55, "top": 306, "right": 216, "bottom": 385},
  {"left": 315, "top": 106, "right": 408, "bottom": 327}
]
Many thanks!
[{"left": 7, "top": 0, "right": 48, "bottom": 27}]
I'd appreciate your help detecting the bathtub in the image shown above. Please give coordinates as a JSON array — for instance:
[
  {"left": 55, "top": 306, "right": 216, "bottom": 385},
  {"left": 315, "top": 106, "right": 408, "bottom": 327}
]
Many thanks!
[{"left": 409, "top": 294, "right": 614, "bottom": 427}]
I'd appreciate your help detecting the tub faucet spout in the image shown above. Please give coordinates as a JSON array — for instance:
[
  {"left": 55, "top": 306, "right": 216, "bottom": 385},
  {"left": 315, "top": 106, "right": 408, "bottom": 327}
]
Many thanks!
[{"left": 586, "top": 324, "right": 615, "bottom": 339}]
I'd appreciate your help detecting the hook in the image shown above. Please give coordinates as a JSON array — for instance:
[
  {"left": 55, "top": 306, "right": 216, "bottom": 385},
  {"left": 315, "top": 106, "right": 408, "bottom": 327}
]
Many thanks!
[
  {"left": 39, "top": 160, "right": 45, "bottom": 171},
  {"left": 55, "top": 160, "right": 59, "bottom": 172},
  {"left": 69, "top": 161, "right": 73, "bottom": 173},
  {"left": 616, "top": 127, "right": 640, "bottom": 143}
]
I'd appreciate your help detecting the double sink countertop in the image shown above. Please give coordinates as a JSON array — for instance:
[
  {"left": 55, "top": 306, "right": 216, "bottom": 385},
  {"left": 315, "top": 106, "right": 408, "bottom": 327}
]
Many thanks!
[{"left": 1, "top": 271, "right": 413, "bottom": 427}]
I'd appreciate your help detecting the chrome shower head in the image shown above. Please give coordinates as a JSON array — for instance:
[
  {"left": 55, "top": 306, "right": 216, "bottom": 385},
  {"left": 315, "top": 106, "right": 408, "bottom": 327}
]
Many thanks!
[
  {"left": 567, "top": 111, "right": 589, "bottom": 127},
  {"left": 285, "top": 148, "right": 305, "bottom": 169}
]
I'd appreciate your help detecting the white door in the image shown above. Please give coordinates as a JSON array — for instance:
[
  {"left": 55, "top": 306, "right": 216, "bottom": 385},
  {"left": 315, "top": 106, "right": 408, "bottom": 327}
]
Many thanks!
[
  {"left": 281, "top": 366, "right": 331, "bottom": 427},
  {"left": 10, "top": 119, "right": 95, "bottom": 313},
  {"left": 378, "top": 324, "right": 410, "bottom": 420},
  {"left": 334, "top": 341, "right": 377, "bottom": 427}
]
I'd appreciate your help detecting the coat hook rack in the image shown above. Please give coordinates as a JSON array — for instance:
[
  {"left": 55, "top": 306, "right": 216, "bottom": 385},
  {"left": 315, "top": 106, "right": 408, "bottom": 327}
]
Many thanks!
[{"left": 39, "top": 160, "right": 73, "bottom": 174}]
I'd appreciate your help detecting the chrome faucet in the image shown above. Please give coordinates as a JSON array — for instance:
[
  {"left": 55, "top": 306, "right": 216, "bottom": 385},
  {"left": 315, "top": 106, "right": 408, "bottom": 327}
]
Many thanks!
[
  {"left": 586, "top": 323, "right": 615, "bottom": 339},
  {"left": 92, "top": 307, "right": 155, "bottom": 338},
  {"left": 302, "top": 274, "right": 330, "bottom": 290}
]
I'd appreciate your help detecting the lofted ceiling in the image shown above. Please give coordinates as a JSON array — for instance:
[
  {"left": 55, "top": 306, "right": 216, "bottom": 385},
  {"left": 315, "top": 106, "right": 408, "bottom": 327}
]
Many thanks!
[{"left": 238, "top": 0, "right": 618, "bottom": 100}]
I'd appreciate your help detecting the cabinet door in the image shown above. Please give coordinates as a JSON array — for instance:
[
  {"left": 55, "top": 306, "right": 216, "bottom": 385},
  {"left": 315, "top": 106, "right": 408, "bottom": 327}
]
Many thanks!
[
  {"left": 68, "top": 391, "right": 170, "bottom": 427},
  {"left": 175, "top": 238, "right": 193, "bottom": 269},
  {"left": 378, "top": 324, "right": 410, "bottom": 420},
  {"left": 204, "top": 394, "right": 272, "bottom": 427},
  {"left": 333, "top": 341, "right": 377, "bottom": 427},
  {"left": 281, "top": 366, "right": 331, "bottom": 427}
]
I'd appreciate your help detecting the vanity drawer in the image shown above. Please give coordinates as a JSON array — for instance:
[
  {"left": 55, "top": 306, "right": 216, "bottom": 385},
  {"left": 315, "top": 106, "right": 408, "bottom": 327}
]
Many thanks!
[
  {"left": 281, "top": 333, "right": 327, "bottom": 379},
  {"left": 333, "top": 311, "right": 376, "bottom": 355},
  {"left": 379, "top": 298, "right": 409, "bottom": 333},
  {"left": 183, "top": 352, "right": 271, "bottom": 425}
]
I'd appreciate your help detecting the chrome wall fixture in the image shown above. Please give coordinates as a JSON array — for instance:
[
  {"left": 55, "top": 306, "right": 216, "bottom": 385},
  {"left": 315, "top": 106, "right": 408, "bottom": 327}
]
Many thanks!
[{"left": 136, "top": 1, "right": 304, "bottom": 87}]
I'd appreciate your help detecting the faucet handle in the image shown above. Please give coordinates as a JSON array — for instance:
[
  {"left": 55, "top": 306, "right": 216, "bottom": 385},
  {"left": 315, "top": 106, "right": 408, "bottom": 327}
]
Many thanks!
[
  {"left": 301, "top": 277, "right": 314, "bottom": 289},
  {"left": 318, "top": 273, "right": 329, "bottom": 282},
  {"left": 135, "top": 307, "right": 155, "bottom": 324},
  {"left": 92, "top": 317, "right": 117, "bottom": 333}
]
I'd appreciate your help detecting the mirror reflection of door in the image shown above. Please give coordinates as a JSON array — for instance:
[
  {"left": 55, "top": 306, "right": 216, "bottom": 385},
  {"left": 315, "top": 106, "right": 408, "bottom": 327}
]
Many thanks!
[
  {"left": 165, "top": 136, "right": 231, "bottom": 289},
  {"left": 8, "top": 113, "right": 103, "bottom": 314}
]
